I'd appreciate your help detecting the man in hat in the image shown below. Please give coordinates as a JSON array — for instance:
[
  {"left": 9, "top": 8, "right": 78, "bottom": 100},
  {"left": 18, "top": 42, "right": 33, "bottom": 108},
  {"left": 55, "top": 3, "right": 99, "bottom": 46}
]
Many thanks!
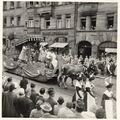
[
  {"left": 41, "top": 102, "right": 57, "bottom": 118},
  {"left": 30, "top": 100, "right": 44, "bottom": 118},
  {"left": 46, "top": 88, "right": 57, "bottom": 115},
  {"left": 14, "top": 89, "right": 34, "bottom": 117},
  {"left": 101, "top": 80, "right": 116, "bottom": 118},
  {"left": 2, "top": 83, "right": 18, "bottom": 117}
]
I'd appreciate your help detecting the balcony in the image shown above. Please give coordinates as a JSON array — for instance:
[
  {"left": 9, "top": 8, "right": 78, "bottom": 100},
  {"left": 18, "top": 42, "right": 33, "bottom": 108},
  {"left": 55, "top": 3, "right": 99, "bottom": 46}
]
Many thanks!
[{"left": 27, "top": 27, "right": 41, "bottom": 34}]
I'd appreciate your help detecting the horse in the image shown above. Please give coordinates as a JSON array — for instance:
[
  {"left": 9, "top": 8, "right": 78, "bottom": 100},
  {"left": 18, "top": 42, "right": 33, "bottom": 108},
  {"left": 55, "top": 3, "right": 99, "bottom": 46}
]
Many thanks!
[{"left": 57, "top": 62, "right": 98, "bottom": 89}]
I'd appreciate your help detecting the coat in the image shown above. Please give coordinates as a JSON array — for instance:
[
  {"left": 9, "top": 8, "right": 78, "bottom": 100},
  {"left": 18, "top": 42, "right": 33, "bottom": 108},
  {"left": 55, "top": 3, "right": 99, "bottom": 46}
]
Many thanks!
[
  {"left": 14, "top": 95, "right": 34, "bottom": 117},
  {"left": 2, "top": 91, "right": 18, "bottom": 117}
]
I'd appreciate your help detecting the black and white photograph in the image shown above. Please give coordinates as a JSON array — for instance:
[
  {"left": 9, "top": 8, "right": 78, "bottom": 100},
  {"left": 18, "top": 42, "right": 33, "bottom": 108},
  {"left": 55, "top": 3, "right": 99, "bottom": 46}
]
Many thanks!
[{"left": 2, "top": 1, "right": 117, "bottom": 118}]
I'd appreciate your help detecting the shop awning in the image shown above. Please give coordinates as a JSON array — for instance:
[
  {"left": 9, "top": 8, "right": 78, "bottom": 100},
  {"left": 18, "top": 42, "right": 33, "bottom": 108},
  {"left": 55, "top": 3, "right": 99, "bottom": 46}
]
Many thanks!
[
  {"left": 49, "top": 43, "right": 68, "bottom": 48},
  {"left": 105, "top": 48, "right": 117, "bottom": 53},
  {"left": 40, "top": 42, "right": 48, "bottom": 46}
]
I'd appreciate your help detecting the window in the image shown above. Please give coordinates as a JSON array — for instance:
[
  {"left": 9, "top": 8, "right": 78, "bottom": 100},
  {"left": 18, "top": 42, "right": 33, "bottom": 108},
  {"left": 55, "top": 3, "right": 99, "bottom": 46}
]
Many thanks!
[
  {"left": 10, "top": 2, "right": 14, "bottom": 9},
  {"left": 28, "top": 19, "right": 34, "bottom": 27},
  {"left": 34, "top": 20, "right": 39, "bottom": 27},
  {"left": 91, "top": 16, "right": 96, "bottom": 30},
  {"left": 3, "top": 2, "right": 7, "bottom": 10},
  {"left": 57, "top": 15, "right": 62, "bottom": 28},
  {"left": 10, "top": 17, "right": 14, "bottom": 26},
  {"left": 16, "top": 2, "right": 21, "bottom": 8},
  {"left": 3, "top": 17, "right": 7, "bottom": 27},
  {"left": 107, "top": 14, "right": 114, "bottom": 30},
  {"left": 81, "top": 18, "right": 86, "bottom": 30},
  {"left": 30, "top": 2, "right": 34, "bottom": 7},
  {"left": 17, "top": 16, "right": 21, "bottom": 26},
  {"left": 66, "top": 14, "right": 71, "bottom": 28},
  {"left": 45, "top": 17, "right": 50, "bottom": 29},
  {"left": 35, "top": 2, "right": 39, "bottom": 7}
]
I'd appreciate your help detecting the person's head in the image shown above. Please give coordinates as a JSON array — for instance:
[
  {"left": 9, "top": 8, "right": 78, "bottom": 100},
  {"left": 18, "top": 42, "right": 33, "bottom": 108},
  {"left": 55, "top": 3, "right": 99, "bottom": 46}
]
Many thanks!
[
  {"left": 7, "top": 77, "right": 12, "bottom": 82},
  {"left": 19, "top": 77, "right": 28, "bottom": 90},
  {"left": 76, "top": 99, "right": 85, "bottom": 113},
  {"left": 57, "top": 97, "right": 64, "bottom": 105},
  {"left": 39, "top": 88, "right": 45, "bottom": 95},
  {"left": 40, "top": 102, "right": 52, "bottom": 113},
  {"left": 18, "top": 88, "right": 25, "bottom": 97},
  {"left": 95, "top": 108, "right": 105, "bottom": 118},
  {"left": 66, "top": 102, "right": 73, "bottom": 109},
  {"left": 9, "top": 83, "right": 16, "bottom": 92},
  {"left": 47, "top": 88, "right": 55, "bottom": 97},
  {"left": 30, "top": 83, "right": 35, "bottom": 89},
  {"left": 106, "top": 83, "right": 113, "bottom": 91},
  {"left": 36, "top": 100, "right": 43, "bottom": 110}
]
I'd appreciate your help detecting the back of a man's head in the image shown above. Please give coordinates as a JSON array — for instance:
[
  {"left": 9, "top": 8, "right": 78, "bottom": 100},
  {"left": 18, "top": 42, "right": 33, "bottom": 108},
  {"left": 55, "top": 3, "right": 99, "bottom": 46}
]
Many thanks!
[
  {"left": 39, "top": 88, "right": 45, "bottom": 95},
  {"left": 66, "top": 102, "right": 73, "bottom": 109},
  {"left": 7, "top": 77, "right": 12, "bottom": 82},
  {"left": 57, "top": 97, "right": 64, "bottom": 105}
]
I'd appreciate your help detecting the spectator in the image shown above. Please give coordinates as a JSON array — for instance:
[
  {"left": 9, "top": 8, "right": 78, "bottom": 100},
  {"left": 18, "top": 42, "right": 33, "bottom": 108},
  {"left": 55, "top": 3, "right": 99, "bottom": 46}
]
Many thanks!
[
  {"left": 54, "top": 96, "right": 64, "bottom": 115},
  {"left": 2, "top": 77, "right": 13, "bottom": 91},
  {"left": 30, "top": 100, "right": 43, "bottom": 118},
  {"left": 2, "top": 83, "right": 18, "bottom": 117},
  {"left": 19, "top": 77, "right": 28, "bottom": 91},
  {"left": 95, "top": 108, "right": 105, "bottom": 118},
  {"left": 58, "top": 102, "right": 76, "bottom": 118},
  {"left": 74, "top": 99, "right": 85, "bottom": 118},
  {"left": 30, "top": 83, "right": 37, "bottom": 108},
  {"left": 41, "top": 102, "right": 57, "bottom": 118},
  {"left": 46, "top": 88, "right": 57, "bottom": 115},
  {"left": 37, "top": 88, "right": 46, "bottom": 102},
  {"left": 14, "top": 89, "right": 34, "bottom": 117}
]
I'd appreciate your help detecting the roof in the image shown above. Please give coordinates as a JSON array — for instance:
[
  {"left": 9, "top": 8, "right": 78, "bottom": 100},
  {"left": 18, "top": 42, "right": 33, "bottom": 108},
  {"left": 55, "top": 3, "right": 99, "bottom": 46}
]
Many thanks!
[
  {"left": 49, "top": 43, "right": 68, "bottom": 48},
  {"left": 40, "top": 42, "right": 48, "bottom": 46}
]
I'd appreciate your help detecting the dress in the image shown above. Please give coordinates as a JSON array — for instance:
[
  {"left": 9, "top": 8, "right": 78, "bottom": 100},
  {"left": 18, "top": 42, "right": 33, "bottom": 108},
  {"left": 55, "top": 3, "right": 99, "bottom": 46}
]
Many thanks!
[
  {"left": 101, "top": 90, "right": 114, "bottom": 118},
  {"left": 84, "top": 81, "right": 96, "bottom": 111},
  {"left": 18, "top": 46, "right": 28, "bottom": 61}
]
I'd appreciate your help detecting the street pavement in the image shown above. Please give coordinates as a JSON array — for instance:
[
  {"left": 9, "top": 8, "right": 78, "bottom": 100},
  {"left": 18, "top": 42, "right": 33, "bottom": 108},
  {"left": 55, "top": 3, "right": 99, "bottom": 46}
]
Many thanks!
[{"left": 3, "top": 72, "right": 117, "bottom": 118}]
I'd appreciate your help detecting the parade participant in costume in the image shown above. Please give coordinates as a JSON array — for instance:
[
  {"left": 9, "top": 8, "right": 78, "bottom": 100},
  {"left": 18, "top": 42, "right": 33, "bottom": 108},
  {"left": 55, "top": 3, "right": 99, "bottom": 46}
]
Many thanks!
[
  {"left": 18, "top": 44, "right": 28, "bottom": 63},
  {"left": 72, "top": 80, "right": 84, "bottom": 109},
  {"left": 74, "top": 55, "right": 79, "bottom": 65},
  {"left": 83, "top": 78, "right": 96, "bottom": 111},
  {"left": 101, "top": 80, "right": 116, "bottom": 118},
  {"left": 78, "top": 55, "right": 83, "bottom": 64},
  {"left": 84, "top": 56, "right": 89, "bottom": 67}
]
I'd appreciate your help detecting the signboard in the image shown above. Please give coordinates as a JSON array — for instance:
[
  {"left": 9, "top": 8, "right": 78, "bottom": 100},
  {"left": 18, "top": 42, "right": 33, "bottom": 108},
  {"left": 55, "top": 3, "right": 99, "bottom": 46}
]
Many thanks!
[
  {"left": 42, "top": 31, "right": 68, "bottom": 36},
  {"left": 105, "top": 48, "right": 117, "bottom": 53}
]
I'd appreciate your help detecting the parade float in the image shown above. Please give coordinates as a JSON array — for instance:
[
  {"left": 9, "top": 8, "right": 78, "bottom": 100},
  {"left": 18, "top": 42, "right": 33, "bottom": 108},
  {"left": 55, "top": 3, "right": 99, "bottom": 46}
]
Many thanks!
[{"left": 3, "top": 39, "right": 57, "bottom": 83}]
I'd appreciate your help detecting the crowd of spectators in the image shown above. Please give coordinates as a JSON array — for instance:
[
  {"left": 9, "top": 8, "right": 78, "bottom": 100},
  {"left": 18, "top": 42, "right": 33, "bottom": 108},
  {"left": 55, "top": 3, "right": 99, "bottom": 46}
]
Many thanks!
[{"left": 2, "top": 76, "right": 109, "bottom": 118}]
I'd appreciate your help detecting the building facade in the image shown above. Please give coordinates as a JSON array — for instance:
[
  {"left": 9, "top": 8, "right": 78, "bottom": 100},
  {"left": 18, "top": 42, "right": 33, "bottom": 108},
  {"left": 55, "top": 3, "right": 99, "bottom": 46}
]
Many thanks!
[{"left": 3, "top": 2, "right": 117, "bottom": 58}]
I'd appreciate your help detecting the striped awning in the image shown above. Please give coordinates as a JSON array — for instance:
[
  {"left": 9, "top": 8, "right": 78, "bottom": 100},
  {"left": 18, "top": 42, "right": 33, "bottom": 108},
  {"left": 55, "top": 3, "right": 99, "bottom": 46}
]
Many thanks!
[
  {"left": 49, "top": 43, "right": 68, "bottom": 48},
  {"left": 28, "top": 34, "right": 43, "bottom": 41}
]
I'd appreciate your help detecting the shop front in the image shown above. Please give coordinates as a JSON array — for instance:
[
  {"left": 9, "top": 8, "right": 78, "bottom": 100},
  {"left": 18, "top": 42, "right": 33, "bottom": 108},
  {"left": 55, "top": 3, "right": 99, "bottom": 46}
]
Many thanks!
[{"left": 98, "top": 41, "right": 117, "bottom": 58}]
